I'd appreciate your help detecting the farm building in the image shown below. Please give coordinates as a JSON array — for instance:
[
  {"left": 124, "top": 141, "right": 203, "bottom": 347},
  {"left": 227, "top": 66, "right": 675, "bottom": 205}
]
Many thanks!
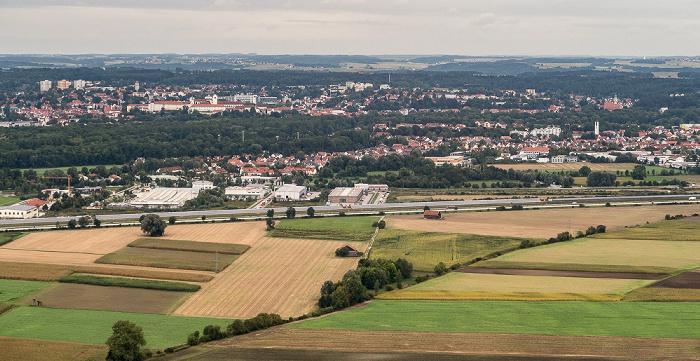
[
  {"left": 336, "top": 244, "right": 358, "bottom": 257},
  {"left": 328, "top": 187, "right": 364, "bottom": 204},
  {"left": 423, "top": 210, "right": 442, "bottom": 220},
  {"left": 0, "top": 204, "right": 39, "bottom": 219},
  {"left": 274, "top": 184, "right": 307, "bottom": 201}
]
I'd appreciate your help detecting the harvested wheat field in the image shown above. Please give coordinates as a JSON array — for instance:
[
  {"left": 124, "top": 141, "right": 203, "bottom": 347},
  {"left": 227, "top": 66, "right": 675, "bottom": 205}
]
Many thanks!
[
  {"left": 388, "top": 204, "right": 700, "bottom": 239},
  {"left": 174, "top": 233, "right": 364, "bottom": 319}
]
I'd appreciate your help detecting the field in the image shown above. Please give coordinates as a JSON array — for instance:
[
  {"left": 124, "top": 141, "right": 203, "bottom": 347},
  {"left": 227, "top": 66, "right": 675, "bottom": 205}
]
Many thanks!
[
  {"left": 387, "top": 204, "right": 700, "bottom": 239},
  {"left": 477, "top": 238, "right": 700, "bottom": 273},
  {"left": 185, "top": 328, "right": 700, "bottom": 361},
  {"left": 95, "top": 247, "right": 239, "bottom": 272},
  {"left": 370, "top": 229, "right": 534, "bottom": 271},
  {"left": 0, "top": 306, "right": 231, "bottom": 349},
  {"left": 0, "top": 232, "right": 26, "bottom": 247},
  {"left": 128, "top": 238, "right": 250, "bottom": 254},
  {"left": 380, "top": 272, "right": 653, "bottom": 297},
  {"left": 0, "top": 197, "right": 20, "bottom": 206},
  {"left": 288, "top": 300, "right": 700, "bottom": 338},
  {"left": 23, "top": 283, "right": 190, "bottom": 314},
  {"left": 0, "top": 261, "right": 213, "bottom": 282},
  {"left": 590, "top": 218, "right": 700, "bottom": 241},
  {"left": 622, "top": 287, "right": 700, "bottom": 302},
  {"left": 0, "top": 337, "right": 107, "bottom": 361},
  {"left": 0, "top": 279, "right": 48, "bottom": 302},
  {"left": 270, "top": 216, "right": 379, "bottom": 242}
]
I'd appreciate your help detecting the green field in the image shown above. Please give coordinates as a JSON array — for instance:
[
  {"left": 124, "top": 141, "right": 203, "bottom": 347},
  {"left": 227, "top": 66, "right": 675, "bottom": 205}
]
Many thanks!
[
  {"left": 289, "top": 300, "right": 700, "bottom": 338},
  {"left": 0, "top": 306, "right": 231, "bottom": 349},
  {"left": 478, "top": 238, "right": 700, "bottom": 273},
  {"left": 590, "top": 219, "right": 700, "bottom": 241},
  {"left": 371, "top": 229, "right": 537, "bottom": 271},
  {"left": 128, "top": 238, "right": 250, "bottom": 255},
  {"left": 0, "top": 232, "right": 27, "bottom": 246},
  {"left": 0, "top": 279, "right": 49, "bottom": 302},
  {"left": 22, "top": 164, "right": 122, "bottom": 174},
  {"left": 95, "top": 247, "right": 238, "bottom": 272},
  {"left": 392, "top": 272, "right": 653, "bottom": 295},
  {"left": 0, "top": 197, "right": 20, "bottom": 206},
  {"left": 271, "top": 216, "right": 379, "bottom": 242}
]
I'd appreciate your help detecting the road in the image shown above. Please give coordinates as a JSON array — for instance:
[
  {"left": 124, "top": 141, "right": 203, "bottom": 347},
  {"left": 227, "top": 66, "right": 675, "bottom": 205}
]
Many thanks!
[{"left": 1, "top": 193, "right": 697, "bottom": 226}]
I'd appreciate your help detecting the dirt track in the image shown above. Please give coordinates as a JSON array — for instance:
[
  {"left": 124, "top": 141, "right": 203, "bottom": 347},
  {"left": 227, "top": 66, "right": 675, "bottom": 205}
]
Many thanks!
[
  {"left": 651, "top": 269, "right": 700, "bottom": 289},
  {"left": 460, "top": 267, "right": 666, "bottom": 280},
  {"left": 207, "top": 328, "right": 700, "bottom": 361}
]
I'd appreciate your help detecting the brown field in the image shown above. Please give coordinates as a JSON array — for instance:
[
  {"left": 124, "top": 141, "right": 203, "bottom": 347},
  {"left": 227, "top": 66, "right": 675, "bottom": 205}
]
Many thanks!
[
  {"left": 21, "top": 283, "right": 190, "bottom": 314},
  {"left": 128, "top": 238, "right": 249, "bottom": 255},
  {"left": 0, "top": 261, "right": 214, "bottom": 282},
  {"left": 651, "top": 269, "right": 700, "bottom": 289},
  {"left": 201, "top": 328, "right": 700, "bottom": 361},
  {"left": 622, "top": 287, "right": 700, "bottom": 302},
  {"left": 0, "top": 336, "right": 107, "bottom": 361},
  {"left": 388, "top": 204, "right": 700, "bottom": 239},
  {"left": 173, "top": 222, "right": 364, "bottom": 319}
]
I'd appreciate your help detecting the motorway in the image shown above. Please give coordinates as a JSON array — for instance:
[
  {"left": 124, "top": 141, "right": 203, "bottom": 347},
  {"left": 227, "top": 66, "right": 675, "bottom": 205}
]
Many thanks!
[{"left": 1, "top": 193, "right": 698, "bottom": 226}]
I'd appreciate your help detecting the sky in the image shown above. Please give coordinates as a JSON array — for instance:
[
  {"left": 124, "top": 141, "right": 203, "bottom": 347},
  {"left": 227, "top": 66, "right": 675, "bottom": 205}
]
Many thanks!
[{"left": 1, "top": 0, "right": 699, "bottom": 56}]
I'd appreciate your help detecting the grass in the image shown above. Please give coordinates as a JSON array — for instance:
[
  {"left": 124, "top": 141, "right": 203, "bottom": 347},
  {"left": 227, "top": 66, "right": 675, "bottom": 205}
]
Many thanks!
[
  {"left": 95, "top": 247, "right": 239, "bottom": 272},
  {"left": 128, "top": 238, "right": 249, "bottom": 255},
  {"left": 622, "top": 287, "right": 700, "bottom": 302},
  {"left": 590, "top": 219, "right": 700, "bottom": 241},
  {"left": 395, "top": 272, "right": 654, "bottom": 295},
  {"left": 0, "top": 279, "right": 49, "bottom": 302},
  {"left": 376, "top": 290, "right": 621, "bottom": 301},
  {"left": 0, "top": 197, "right": 20, "bottom": 206},
  {"left": 0, "top": 232, "right": 27, "bottom": 247},
  {"left": 288, "top": 300, "right": 700, "bottom": 339},
  {"left": 0, "top": 306, "right": 232, "bottom": 349},
  {"left": 0, "top": 336, "right": 108, "bottom": 361},
  {"left": 271, "top": 216, "right": 379, "bottom": 242},
  {"left": 480, "top": 238, "right": 700, "bottom": 272},
  {"left": 0, "top": 302, "right": 13, "bottom": 315},
  {"left": 371, "top": 229, "right": 538, "bottom": 271},
  {"left": 471, "top": 260, "right": 680, "bottom": 274},
  {"left": 59, "top": 275, "right": 200, "bottom": 292}
]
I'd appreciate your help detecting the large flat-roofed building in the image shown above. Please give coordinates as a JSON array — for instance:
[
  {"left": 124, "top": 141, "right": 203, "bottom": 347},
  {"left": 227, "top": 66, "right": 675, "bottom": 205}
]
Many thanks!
[
  {"left": 130, "top": 187, "right": 198, "bottom": 209},
  {"left": 354, "top": 183, "right": 389, "bottom": 192},
  {"left": 226, "top": 184, "right": 268, "bottom": 200},
  {"left": 328, "top": 187, "right": 364, "bottom": 204},
  {"left": 0, "top": 204, "right": 39, "bottom": 219},
  {"left": 274, "top": 184, "right": 306, "bottom": 201}
]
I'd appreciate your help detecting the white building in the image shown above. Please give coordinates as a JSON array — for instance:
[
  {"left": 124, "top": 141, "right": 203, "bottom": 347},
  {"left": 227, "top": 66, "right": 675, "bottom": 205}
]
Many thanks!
[
  {"left": 530, "top": 126, "right": 562, "bottom": 137},
  {"left": 233, "top": 94, "right": 259, "bottom": 104},
  {"left": 73, "top": 79, "right": 86, "bottom": 90},
  {"left": 225, "top": 184, "right": 268, "bottom": 200},
  {"left": 274, "top": 184, "right": 307, "bottom": 201},
  {"left": 0, "top": 204, "right": 38, "bottom": 219},
  {"left": 130, "top": 187, "right": 198, "bottom": 209},
  {"left": 192, "top": 180, "right": 215, "bottom": 192},
  {"left": 39, "top": 80, "right": 52, "bottom": 92}
]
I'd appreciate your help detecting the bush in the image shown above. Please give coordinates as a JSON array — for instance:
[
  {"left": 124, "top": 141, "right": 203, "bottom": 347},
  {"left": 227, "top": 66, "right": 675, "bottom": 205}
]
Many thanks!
[
  {"left": 605, "top": 202, "right": 611, "bottom": 207},
  {"left": 67, "top": 219, "right": 77, "bottom": 229},
  {"left": 585, "top": 226, "right": 597, "bottom": 236},
  {"left": 377, "top": 220, "right": 386, "bottom": 229},
  {"left": 596, "top": 225, "right": 606, "bottom": 233},
  {"left": 187, "top": 331, "right": 200, "bottom": 346},
  {"left": 434, "top": 262, "right": 448, "bottom": 276},
  {"left": 519, "top": 240, "right": 534, "bottom": 248},
  {"left": 384, "top": 285, "right": 394, "bottom": 292},
  {"left": 168, "top": 216, "right": 177, "bottom": 225},
  {"left": 450, "top": 263, "right": 461, "bottom": 270}
]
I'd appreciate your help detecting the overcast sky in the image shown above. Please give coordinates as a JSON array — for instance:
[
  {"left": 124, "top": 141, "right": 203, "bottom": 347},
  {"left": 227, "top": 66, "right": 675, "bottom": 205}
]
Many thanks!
[{"left": 1, "top": 0, "right": 699, "bottom": 56}]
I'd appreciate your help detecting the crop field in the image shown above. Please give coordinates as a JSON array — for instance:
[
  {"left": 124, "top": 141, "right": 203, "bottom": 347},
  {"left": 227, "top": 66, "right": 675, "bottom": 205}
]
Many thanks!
[
  {"left": 478, "top": 238, "right": 700, "bottom": 273},
  {"left": 0, "top": 306, "right": 231, "bottom": 349},
  {"left": 59, "top": 275, "right": 200, "bottom": 292},
  {"left": 95, "top": 247, "right": 239, "bottom": 272},
  {"left": 0, "top": 261, "right": 213, "bottom": 282},
  {"left": 23, "top": 283, "right": 190, "bottom": 314},
  {"left": 386, "top": 272, "right": 653, "bottom": 296},
  {"left": 0, "top": 279, "right": 48, "bottom": 302},
  {"left": 370, "top": 229, "right": 534, "bottom": 271},
  {"left": 1, "top": 228, "right": 140, "bottom": 255},
  {"left": 0, "top": 232, "right": 26, "bottom": 246},
  {"left": 591, "top": 218, "right": 700, "bottom": 241},
  {"left": 0, "top": 336, "right": 107, "bottom": 361},
  {"left": 387, "top": 204, "right": 699, "bottom": 239},
  {"left": 128, "top": 238, "right": 250, "bottom": 254},
  {"left": 289, "top": 300, "right": 700, "bottom": 339},
  {"left": 271, "top": 216, "right": 379, "bottom": 242}
]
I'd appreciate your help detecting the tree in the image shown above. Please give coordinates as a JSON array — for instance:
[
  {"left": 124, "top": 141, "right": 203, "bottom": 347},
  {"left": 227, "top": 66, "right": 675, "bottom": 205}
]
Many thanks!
[
  {"left": 93, "top": 217, "right": 101, "bottom": 227},
  {"left": 106, "top": 320, "right": 146, "bottom": 361},
  {"left": 67, "top": 219, "right": 77, "bottom": 229},
  {"left": 307, "top": 207, "right": 315, "bottom": 218},
  {"left": 285, "top": 206, "right": 296, "bottom": 219},
  {"left": 578, "top": 165, "right": 591, "bottom": 177},
  {"left": 631, "top": 164, "right": 646, "bottom": 180},
  {"left": 434, "top": 262, "right": 448, "bottom": 276},
  {"left": 266, "top": 209, "right": 274, "bottom": 218},
  {"left": 78, "top": 216, "right": 89, "bottom": 228},
  {"left": 266, "top": 217, "right": 276, "bottom": 231},
  {"left": 140, "top": 213, "right": 167, "bottom": 236},
  {"left": 168, "top": 216, "right": 177, "bottom": 225}
]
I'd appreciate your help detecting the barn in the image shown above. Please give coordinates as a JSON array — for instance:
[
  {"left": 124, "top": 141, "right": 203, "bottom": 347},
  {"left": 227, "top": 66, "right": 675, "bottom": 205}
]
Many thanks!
[
  {"left": 335, "top": 244, "right": 358, "bottom": 257},
  {"left": 423, "top": 210, "right": 442, "bottom": 220}
]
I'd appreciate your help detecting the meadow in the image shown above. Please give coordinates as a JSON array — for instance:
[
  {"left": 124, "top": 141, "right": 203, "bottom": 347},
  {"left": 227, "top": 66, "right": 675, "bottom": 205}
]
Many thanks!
[
  {"left": 271, "top": 216, "right": 379, "bottom": 242},
  {"left": 0, "top": 197, "right": 20, "bottom": 206},
  {"left": 590, "top": 218, "right": 700, "bottom": 241},
  {"left": 370, "top": 229, "right": 536, "bottom": 271},
  {"left": 0, "top": 232, "right": 26, "bottom": 246},
  {"left": 288, "top": 300, "right": 700, "bottom": 338},
  {"left": 0, "top": 306, "right": 232, "bottom": 349},
  {"left": 476, "top": 238, "right": 700, "bottom": 273},
  {"left": 0, "top": 279, "right": 48, "bottom": 302}
]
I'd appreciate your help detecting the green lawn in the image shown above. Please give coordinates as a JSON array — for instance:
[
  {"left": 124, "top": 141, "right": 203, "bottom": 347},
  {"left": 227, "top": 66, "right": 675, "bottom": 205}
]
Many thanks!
[
  {"left": 271, "top": 216, "right": 379, "bottom": 242},
  {"left": 590, "top": 219, "right": 700, "bottom": 241},
  {"left": 371, "top": 229, "right": 536, "bottom": 271},
  {"left": 0, "top": 306, "right": 231, "bottom": 349},
  {"left": 0, "top": 197, "right": 20, "bottom": 206},
  {"left": 0, "top": 279, "right": 49, "bottom": 303},
  {"left": 288, "top": 300, "right": 700, "bottom": 338}
]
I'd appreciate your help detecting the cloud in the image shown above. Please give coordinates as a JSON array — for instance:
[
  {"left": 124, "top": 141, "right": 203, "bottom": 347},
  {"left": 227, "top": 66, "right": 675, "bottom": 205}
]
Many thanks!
[{"left": 470, "top": 13, "right": 497, "bottom": 26}]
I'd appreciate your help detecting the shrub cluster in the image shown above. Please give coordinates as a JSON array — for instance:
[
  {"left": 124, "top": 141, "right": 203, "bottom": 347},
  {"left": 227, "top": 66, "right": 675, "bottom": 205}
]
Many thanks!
[
  {"left": 665, "top": 214, "right": 685, "bottom": 220},
  {"left": 187, "top": 313, "right": 285, "bottom": 347},
  {"left": 546, "top": 225, "right": 605, "bottom": 244}
]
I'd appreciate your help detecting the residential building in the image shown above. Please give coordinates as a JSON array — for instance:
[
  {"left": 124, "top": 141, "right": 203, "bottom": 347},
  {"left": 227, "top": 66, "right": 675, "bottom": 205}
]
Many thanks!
[{"left": 39, "top": 80, "right": 52, "bottom": 92}]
